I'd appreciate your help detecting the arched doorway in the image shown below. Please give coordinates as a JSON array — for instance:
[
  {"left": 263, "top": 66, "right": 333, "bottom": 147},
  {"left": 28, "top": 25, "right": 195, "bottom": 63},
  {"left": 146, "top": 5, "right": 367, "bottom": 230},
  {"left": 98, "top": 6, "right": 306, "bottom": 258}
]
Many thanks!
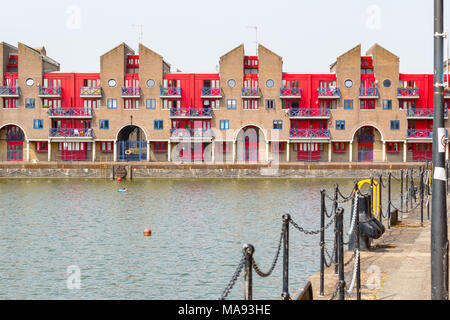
[
  {"left": 0, "top": 125, "right": 25, "bottom": 161},
  {"left": 354, "top": 126, "right": 382, "bottom": 162},
  {"left": 237, "top": 126, "right": 259, "bottom": 162},
  {"left": 117, "top": 125, "right": 147, "bottom": 161}
]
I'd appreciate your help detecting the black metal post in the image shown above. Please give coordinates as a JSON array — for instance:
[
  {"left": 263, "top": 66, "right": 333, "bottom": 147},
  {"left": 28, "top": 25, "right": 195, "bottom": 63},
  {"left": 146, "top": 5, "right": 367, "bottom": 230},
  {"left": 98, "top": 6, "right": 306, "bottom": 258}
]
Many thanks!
[
  {"left": 410, "top": 168, "right": 414, "bottom": 207},
  {"left": 401, "top": 169, "right": 404, "bottom": 214},
  {"left": 355, "top": 194, "right": 361, "bottom": 301},
  {"left": 282, "top": 214, "right": 290, "bottom": 300},
  {"left": 334, "top": 184, "right": 339, "bottom": 275},
  {"left": 406, "top": 168, "right": 409, "bottom": 212},
  {"left": 379, "top": 174, "right": 383, "bottom": 223},
  {"left": 388, "top": 172, "right": 392, "bottom": 229},
  {"left": 431, "top": 0, "right": 449, "bottom": 300},
  {"left": 420, "top": 167, "right": 424, "bottom": 227},
  {"left": 243, "top": 244, "right": 254, "bottom": 300},
  {"left": 370, "top": 175, "right": 374, "bottom": 218},
  {"left": 319, "top": 190, "right": 325, "bottom": 297},
  {"left": 336, "top": 207, "right": 345, "bottom": 300}
]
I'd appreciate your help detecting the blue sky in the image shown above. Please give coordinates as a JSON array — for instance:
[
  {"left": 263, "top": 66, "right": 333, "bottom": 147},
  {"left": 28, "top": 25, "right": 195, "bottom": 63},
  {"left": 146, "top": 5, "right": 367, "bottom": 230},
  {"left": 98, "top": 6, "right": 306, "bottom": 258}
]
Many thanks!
[{"left": 0, "top": 0, "right": 448, "bottom": 74}]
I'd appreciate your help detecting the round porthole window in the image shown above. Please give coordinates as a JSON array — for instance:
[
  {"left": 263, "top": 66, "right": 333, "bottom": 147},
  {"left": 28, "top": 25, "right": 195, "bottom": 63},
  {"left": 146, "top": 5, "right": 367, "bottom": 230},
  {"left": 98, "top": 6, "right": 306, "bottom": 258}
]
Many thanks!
[
  {"left": 26, "top": 78, "right": 34, "bottom": 86},
  {"left": 344, "top": 79, "right": 353, "bottom": 88},
  {"left": 146, "top": 79, "right": 155, "bottom": 88},
  {"left": 108, "top": 79, "right": 116, "bottom": 87},
  {"left": 383, "top": 79, "right": 391, "bottom": 88},
  {"left": 266, "top": 79, "right": 274, "bottom": 88},
  {"left": 227, "top": 79, "right": 236, "bottom": 88}
]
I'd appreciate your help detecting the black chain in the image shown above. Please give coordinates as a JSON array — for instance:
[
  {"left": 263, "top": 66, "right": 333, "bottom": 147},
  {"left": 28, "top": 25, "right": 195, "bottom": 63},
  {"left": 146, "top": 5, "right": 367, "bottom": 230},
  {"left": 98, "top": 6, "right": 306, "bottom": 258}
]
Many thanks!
[
  {"left": 252, "top": 222, "right": 285, "bottom": 278},
  {"left": 219, "top": 252, "right": 246, "bottom": 300},
  {"left": 289, "top": 217, "right": 334, "bottom": 235}
]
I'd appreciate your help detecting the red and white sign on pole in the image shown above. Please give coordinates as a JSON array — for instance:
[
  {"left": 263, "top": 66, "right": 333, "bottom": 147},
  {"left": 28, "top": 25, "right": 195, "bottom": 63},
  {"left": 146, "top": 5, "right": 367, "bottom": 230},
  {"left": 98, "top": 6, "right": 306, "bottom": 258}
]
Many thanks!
[{"left": 438, "top": 128, "right": 446, "bottom": 153}]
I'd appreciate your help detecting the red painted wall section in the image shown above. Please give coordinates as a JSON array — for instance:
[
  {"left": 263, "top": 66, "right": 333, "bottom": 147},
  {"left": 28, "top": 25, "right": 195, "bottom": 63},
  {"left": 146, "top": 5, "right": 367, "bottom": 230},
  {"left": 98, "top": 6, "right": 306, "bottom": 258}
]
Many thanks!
[
  {"left": 164, "top": 73, "right": 220, "bottom": 109},
  {"left": 399, "top": 74, "right": 433, "bottom": 110}
]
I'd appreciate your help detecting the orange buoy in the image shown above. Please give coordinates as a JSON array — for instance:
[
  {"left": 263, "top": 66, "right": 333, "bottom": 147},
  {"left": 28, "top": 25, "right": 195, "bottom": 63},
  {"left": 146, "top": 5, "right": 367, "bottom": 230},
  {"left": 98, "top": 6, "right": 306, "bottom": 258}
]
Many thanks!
[
  {"left": 117, "top": 177, "right": 122, "bottom": 182},
  {"left": 143, "top": 228, "right": 152, "bottom": 236}
]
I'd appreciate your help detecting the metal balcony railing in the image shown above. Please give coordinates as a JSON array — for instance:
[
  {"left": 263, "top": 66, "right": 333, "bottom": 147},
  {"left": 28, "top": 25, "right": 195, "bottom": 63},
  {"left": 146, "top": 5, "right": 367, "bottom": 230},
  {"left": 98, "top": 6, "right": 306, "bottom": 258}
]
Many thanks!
[
  {"left": 170, "top": 107, "right": 213, "bottom": 117},
  {"left": 359, "top": 87, "right": 378, "bottom": 97},
  {"left": 318, "top": 87, "right": 340, "bottom": 98},
  {"left": 49, "top": 128, "right": 93, "bottom": 138},
  {"left": 289, "top": 128, "right": 330, "bottom": 138},
  {"left": 170, "top": 128, "right": 214, "bottom": 138},
  {"left": 398, "top": 88, "right": 419, "bottom": 98},
  {"left": 0, "top": 86, "right": 20, "bottom": 96},
  {"left": 289, "top": 108, "right": 330, "bottom": 117},
  {"left": 280, "top": 87, "right": 301, "bottom": 97},
  {"left": 242, "top": 87, "right": 261, "bottom": 97},
  {"left": 80, "top": 87, "right": 102, "bottom": 96},
  {"left": 6, "top": 132, "right": 24, "bottom": 142},
  {"left": 39, "top": 86, "right": 61, "bottom": 96},
  {"left": 357, "top": 134, "right": 375, "bottom": 143},
  {"left": 48, "top": 107, "right": 93, "bottom": 117},
  {"left": 407, "top": 129, "right": 432, "bottom": 138},
  {"left": 121, "top": 87, "right": 140, "bottom": 97},
  {"left": 160, "top": 87, "right": 182, "bottom": 97},
  {"left": 200, "top": 87, "right": 222, "bottom": 96}
]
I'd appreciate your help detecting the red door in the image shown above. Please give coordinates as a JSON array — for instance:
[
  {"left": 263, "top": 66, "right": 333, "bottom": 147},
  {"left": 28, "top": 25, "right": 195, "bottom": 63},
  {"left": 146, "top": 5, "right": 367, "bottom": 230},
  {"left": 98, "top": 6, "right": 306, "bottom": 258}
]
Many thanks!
[
  {"left": 243, "top": 127, "right": 258, "bottom": 162},
  {"left": 7, "top": 142, "right": 23, "bottom": 161}
]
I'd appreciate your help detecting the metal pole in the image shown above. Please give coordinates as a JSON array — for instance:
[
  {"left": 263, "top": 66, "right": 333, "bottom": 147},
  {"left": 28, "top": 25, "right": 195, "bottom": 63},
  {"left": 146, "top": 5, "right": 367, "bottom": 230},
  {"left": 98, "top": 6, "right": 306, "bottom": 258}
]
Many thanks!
[
  {"left": 388, "top": 172, "right": 392, "bottom": 229},
  {"left": 319, "top": 190, "right": 325, "bottom": 297},
  {"left": 370, "top": 175, "right": 374, "bottom": 218},
  {"left": 379, "top": 174, "right": 383, "bottom": 223},
  {"left": 334, "top": 184, "right": 339, "bottom": 275},
  {"left": 282, "top": 214, "right": 290, "bottom": 300},
  {"left": 337, "top": 207, "right": 345, "bottom": 300},
  {"left": 243, "top": 244, "right": 254, "bottom": 300},
  {"left": 420, "top": 167, "right": 424, "bottom": 227},
  {"left": 410, "top": 168, "right": 414, "bottom": 207},
  {"left": 401, "top": 169, "right": 404, "bottom": 215},
  {"left": 406, "top": 168, "right": 409, "bottom": 212},
  {"left": 431, "top": 0, "right": 449, "bottom": 300},
  {"left": 355, "top": 193, "right": 361, "bottom": 300}
]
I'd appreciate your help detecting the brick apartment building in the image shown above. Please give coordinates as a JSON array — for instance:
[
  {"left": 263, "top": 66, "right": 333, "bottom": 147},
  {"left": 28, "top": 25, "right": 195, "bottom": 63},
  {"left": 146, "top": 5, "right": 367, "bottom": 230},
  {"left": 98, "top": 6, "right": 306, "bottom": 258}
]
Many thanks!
[{"left": 0, "top": 41, "right": 449, "bottom": 163}]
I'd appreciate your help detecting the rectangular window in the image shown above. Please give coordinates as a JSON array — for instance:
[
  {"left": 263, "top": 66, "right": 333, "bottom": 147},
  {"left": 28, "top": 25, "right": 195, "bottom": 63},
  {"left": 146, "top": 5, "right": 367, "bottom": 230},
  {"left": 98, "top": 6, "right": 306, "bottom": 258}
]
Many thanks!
[
  {"left": 124, "top": 99, "right": 139, "bottom": 109},
  {"left": 107, "top": 99, "right": 117, "bottom": 109},
  {"left": 386, "top": 142, "right": 400, "bottom": 153},
  {"left": 344, "top": 100, "right": 353, "bottom": 109},
  {"left": 153, "top": 142, "right": 167, "bottom": 153},
  {"left": 4, "top": 98, "right": 18, "bottom": 109},
  {"left": 243, "top": 99, "right": 258, "bottom": 110},
  {"left": 99, "top": 120, "right": 109, "bottom": 129},
  {"left": 220, "top": 120, "right": 229, "bottom": 130},
  {"left": 33, "top": 119, "right": 43, "bottom": 129},
  {"left": 146, "top": 99, "right": 156, "bottom": 109},
  {"left": 273, "top": 120, "right": 283, "bottom": 130},
  {"left": 25, "top": 98, "right": 36, "bottom": 109},
  {"left": 272, "top": 142, "right": 285, "bottom": 153},
  {"left": 390, "top": 120, "right": 400, "bottom": 130},
  {"left": 383, "top": 100, "right": 392, "bottom": 110},
  {"left": 360, "top": 100, "right": 375, "bottom": 110},
  {"left": 100, "top": 141, "right": 113, "bottom": 153},
  {"left": 265, "top": 99, "right": 275, "bottom": 110},
  {"left": 333, "top": 142, "right": 347, "bottom": 153},
  {"left": 227, "top": 99, "right": 237, "bottom": 109},
  {"left": 336, "top": 120, "right": 345, "bottom": 130},
  {"left": 154, "top": 120, "right": 164, "bottom": 130},
  {"left": 219, "top": 142, "right": 231, "bottom": 153},
  {"left": 35, "top": 141, "right": 48, "bottom": 152}
]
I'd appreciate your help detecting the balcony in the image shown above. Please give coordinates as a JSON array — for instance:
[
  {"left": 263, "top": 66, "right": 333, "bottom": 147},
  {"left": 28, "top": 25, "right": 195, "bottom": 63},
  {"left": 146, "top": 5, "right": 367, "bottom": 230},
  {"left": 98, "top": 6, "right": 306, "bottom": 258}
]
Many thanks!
[
  {"left": 7, "top": 55, "right": 18, "bottom": 67},
  {"left": 398, "top": 88, "right": 419, "bottom": 99},
  {"left": 241, "top": 87, "right": 261, "bottom": 98},
  {"left": 318, "top": 87, "right": 340, "bottom": 99},
  {"left": 359, "top": 87, "right": 379, "bottom": 99},
  {"left": 0, "top": 86, "right": 20, "bottom": 97},
  {"left": 289, "top": 108, "right": 330, "bottom": 118},
  {"left": 200, "top": 87, "right": 222, "bottom": 98},
  {"left": 49, "top": 128, "right": 94, "bottom": 139},
  {"left": 80, "top": 87, "right": 102, "bottom": 98},
  {"left": 280, "top": 87, "right": 301, "bottom": 98},
  {"left": 170, "top": 107, "right": 213, "bottom": 118},
  {"left": 289, "top": 128, "right": 330, "bottom": 139},
  {"left": 160, "top": 87, "right": 182, "bottom": 98},
  {"left": 170, "top": 128, "right": 214, "bottom": 140},
  {"left": 357, "top": 134, "right": 374, "bottom": 143},
  {"left": 39, "top": 86, "right": 61, "bottom": 98},
  {"left": 407, "top": 129, "right": 432, "bottom": 139},
  {"left": 48, "top": 107, "right": 93, "bottom": 118},
  {"left": 121, "top": 87, "right": 140, "bottom": 98},
  {"left": 406, "top": 108, "right": 448, "bottom": 119},
  {"left": 127, "top": 55, "right": 139, "bottom": 68}
]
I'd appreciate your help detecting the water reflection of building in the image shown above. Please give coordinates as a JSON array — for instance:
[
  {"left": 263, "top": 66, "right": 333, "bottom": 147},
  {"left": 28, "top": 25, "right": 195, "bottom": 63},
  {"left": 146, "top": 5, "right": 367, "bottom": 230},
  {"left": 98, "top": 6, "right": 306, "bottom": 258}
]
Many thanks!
[{"left": 1, "top": 41, "right": 449, "bottom": 163}]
